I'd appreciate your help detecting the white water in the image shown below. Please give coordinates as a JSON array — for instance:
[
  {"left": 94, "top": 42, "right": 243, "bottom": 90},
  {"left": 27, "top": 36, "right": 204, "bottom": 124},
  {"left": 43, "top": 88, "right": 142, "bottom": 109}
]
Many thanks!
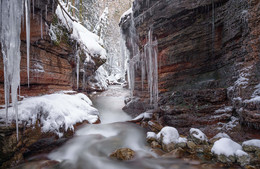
[
  {"left": 43, "top": 86, "right": 207, "bottom": 169},
  {"left": 0, "top": 0, "right": 23, "bottom": 139}
]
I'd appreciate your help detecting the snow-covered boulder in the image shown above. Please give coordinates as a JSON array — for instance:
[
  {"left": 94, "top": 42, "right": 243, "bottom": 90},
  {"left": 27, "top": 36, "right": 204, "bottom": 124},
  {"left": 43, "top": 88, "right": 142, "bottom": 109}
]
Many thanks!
[
  {"left": 157, "top": 126, "right": 179, "bottom": 152},
  {"left": 209, "top": 132, "right": 231, "bottom": 144},
  {"left": 242, "top": 139, "right": 260, "bottom": 152},
  {"left": 146, "top": 132, "right": 157, "bottom": 143},
  {"left": 211, "top": 138, "right": 242, "bottom": 163},
  {"left": 235, "top": 150, "right": 250, "bottom": 166},
  {"left": 189, "top": 128, "right": 208, "bottom": 144}
]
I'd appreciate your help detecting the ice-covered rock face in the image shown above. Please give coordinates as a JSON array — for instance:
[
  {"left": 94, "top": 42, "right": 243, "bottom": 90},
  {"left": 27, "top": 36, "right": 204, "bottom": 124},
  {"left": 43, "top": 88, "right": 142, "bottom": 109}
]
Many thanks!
[{"left": 120, "top": 0, "right": 260, "bottom": 133}]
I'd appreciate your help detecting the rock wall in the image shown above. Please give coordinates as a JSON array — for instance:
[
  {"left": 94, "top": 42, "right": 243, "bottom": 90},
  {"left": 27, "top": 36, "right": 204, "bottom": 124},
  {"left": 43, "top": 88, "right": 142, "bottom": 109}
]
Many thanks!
[
  {"left": 0, "top": 0, "right": 105, "bottom": 104},
  {"left": 121, "top": 0, "right": 260, "bottom": 134}
]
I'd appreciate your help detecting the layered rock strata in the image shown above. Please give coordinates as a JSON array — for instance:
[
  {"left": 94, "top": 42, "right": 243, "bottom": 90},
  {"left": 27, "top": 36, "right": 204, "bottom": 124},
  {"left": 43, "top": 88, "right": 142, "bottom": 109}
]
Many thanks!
[{"left": 121, "top": 0, "right": 260, "bottom": 133}]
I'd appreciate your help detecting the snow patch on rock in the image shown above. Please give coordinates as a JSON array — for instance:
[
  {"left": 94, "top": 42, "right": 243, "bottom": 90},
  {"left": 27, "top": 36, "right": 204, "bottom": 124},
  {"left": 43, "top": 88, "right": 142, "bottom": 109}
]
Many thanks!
[
  {"left": 157, "top": 126, "right": 179, "bottom": 144},
  {"left": 190, "top": 128, "right": 208, "bottom": 142},
  {"left": 242, "top": 139, "right": 260, "bottom": 148},
  {"left": 0, "top": 93, "right": 99, "bottom": 137},
  {"left": 211, "top": 138, "right": 242, "bottom": 156}
]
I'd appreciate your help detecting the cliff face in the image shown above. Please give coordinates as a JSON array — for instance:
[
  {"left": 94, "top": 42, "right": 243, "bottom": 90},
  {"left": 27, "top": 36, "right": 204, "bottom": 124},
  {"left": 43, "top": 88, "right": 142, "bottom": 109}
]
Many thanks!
[
  {"left": 0, "top": 0, "right": 105, "bottom": 104},
  {"left": 121, "top": 0, "right": 260, "bottom": 136}
]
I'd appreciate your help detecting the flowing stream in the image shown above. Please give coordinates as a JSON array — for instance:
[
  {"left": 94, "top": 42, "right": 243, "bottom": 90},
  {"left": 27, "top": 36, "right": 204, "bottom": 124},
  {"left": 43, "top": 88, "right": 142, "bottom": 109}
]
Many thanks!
[{"left": 15, "top": 85, "right": 226, "bottom": 169}]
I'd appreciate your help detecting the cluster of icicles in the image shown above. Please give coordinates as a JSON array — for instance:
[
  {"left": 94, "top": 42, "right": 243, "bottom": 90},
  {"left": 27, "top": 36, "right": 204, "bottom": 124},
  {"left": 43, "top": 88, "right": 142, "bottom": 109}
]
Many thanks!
[
  {"left": 121, "top": 10, "right": 159, "bottom": 108},
  {"left": 0, "top": 0, "right": 55, "bottom": 140}
]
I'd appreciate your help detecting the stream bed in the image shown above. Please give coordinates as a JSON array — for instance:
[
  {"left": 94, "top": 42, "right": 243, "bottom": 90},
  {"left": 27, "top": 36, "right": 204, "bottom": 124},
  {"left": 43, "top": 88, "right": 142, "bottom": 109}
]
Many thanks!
[{"left": 14, "top": 85, "right": 234, "bottom": 169}]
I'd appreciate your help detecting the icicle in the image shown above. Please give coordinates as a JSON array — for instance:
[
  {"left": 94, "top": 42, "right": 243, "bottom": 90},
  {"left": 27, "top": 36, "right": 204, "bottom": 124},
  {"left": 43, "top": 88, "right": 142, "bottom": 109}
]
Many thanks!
[
  {"left": 41, "top": 10, "right": 43, "bottom": 39},
  {"left": 45, "top": 22, "right": 48, "bottom": 34},
  {"left": 32, "top": 0, "right": 35, "bottom": 19},
  {"left": 76, "top": 46, "right": 80, "bottom": 90},
  {"left": 25, "top": 0, "right": 31, "bottom": 87},
  {"left": 0, "top": 0, "right": 23, "bottom": 140},
  {"left": 52, "top": 0, "right": 55, "bottom": 14},
  {"left": 143, "top": 28, "right": 158, "bottom": 108},
  {"left": 45, "top": 5, "right": 48, "bottom": 19},
  {"left": 211, "top": 0, "right": 215, "bottom": 57}
]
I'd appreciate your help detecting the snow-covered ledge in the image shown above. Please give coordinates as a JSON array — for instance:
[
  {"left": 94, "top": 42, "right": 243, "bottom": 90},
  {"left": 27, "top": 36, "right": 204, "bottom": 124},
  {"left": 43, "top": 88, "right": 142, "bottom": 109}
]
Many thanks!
[{"left": 0, "top": 92, "right": 99, "bottom": 137}]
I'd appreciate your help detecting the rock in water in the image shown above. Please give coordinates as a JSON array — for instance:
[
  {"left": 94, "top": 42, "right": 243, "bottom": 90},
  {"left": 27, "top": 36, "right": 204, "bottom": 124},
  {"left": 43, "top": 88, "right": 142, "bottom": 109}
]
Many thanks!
[{"left": 110, "top": 148, "right": 135, "bottom": 161}]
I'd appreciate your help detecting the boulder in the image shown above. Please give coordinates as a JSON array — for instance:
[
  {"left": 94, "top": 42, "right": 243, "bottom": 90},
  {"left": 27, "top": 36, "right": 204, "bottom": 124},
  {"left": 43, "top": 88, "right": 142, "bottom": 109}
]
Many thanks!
[
  {"left": 235, "top": 150, "right": 250, "bottom": 166},
  {"left": 157, "top": 126, "right": 179, "bottom": 152},
  {"left": 151, "top": 141, "right": 162, "bottom": 149},
  {"left": 110, "top": 148, "right": 135, "bottom": 161},
  {"left": 189, "top": 128, "right": 208, "bottom": 145},
  {"left": 211, "top": 138, "right": 242, "bottom": 163},
  {"left": 242, "top": 139, "right": 260, "bottom": 152}
]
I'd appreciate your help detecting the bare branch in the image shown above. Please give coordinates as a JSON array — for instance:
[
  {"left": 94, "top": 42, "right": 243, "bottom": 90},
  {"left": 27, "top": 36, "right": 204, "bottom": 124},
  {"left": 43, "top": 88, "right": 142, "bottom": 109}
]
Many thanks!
[{"left": 55, "top": 0, "right": 78, "bottom": 23}]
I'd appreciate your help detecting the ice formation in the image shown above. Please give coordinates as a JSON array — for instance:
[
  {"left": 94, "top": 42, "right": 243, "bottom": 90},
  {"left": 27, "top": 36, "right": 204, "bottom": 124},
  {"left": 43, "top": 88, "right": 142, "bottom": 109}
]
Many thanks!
[
  {"left": 0, "top": 0, "right": 24, "bottom": 140},
  {"left": 121, "top": 7, "right": 159, "bottom": 108},
  {"left": 25, "top": 0, "right": 31, "bottom": 87}
]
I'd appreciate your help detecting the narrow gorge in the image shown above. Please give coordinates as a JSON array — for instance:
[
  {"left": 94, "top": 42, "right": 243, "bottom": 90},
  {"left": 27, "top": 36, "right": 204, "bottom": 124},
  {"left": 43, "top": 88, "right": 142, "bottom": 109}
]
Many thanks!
[{"left": 0, "top": 0, "right": 259, "bottom": 169}]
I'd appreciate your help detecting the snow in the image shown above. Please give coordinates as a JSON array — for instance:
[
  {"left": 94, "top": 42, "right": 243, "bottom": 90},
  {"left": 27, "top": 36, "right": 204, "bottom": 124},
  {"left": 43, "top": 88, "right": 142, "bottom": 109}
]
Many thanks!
[
  {"left": 242, "top": 139, "right": 260, "bottom": 148},
  {"left": 56, "top": 1, "right": 106, "bottom": 59},
  {"left": 0, "top": 93, "right": 99, "bottom": 137},
  {"left": 91, "top": 66, "right": 109, "bottom": 91},
  {"left": 217, "top": 116, "right": 239, "bottom": 131},
  {"left": 252, "top": 83, "right": 260, "bottom": 97},
  {"left": 132, "top": 112, "right": 153, "bottom": 121},
  {"left": 178, "top": 137, "right": 187, "bottom": 143},
  {"left": 212, "top": 132, "right": 231, "bottom": 139},
  {"left": 120, "top": 7, "right": 132, "bottom": 22},
  {"left": 157, "top": 126, "right": 179, "bottom": 144},
  {"left": 244, "top": 96, "right": 260, "bottom": 104},
  {"left": 147, "top": 132, "right": 157, "bottom": 139},
  {"left": 235, "top": 150, "right": 248, "bottom": 157},
  {"left": 211, "top": 138, "right": 242, "bottom": 156},
  {"left": 214, "top": 106, "right": 233, "bottom": 113},
  {"left": 190, "top": 128, "right": 208, "bottom": 141}
]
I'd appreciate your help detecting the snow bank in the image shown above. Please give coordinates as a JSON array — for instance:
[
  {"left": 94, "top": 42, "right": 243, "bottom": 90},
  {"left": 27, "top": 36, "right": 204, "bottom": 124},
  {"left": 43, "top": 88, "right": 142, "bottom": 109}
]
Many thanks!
[
  {"left": 211, "top": 138, "right": 242, "bottom": 156},
  {"left": 157, "top": 126, "right": 179, "bottom": 144},
  {"left": 0, "top": 93, "right": 99, "bottom": 137},
  {"left": 242, "top": 139, "right": 260, "bottom": 148},
  {"left": 190, "top": 128, "right": 208, "bottom": 141},
  {"left": 56, "top": 1, "right": 106, "bottom": 59}
]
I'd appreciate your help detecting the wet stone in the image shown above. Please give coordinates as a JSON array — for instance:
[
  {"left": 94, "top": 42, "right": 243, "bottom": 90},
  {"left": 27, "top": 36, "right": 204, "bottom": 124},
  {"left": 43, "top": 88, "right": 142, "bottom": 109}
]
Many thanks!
[
  {"left": 237, "top": 153, "right": 250, "bottom": 166},
  {"left": 151, "top": 141, "right": 162, "bottom": 149},
  {"left": 110, "top": 148, "right": 135, "bottom": 161}
]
